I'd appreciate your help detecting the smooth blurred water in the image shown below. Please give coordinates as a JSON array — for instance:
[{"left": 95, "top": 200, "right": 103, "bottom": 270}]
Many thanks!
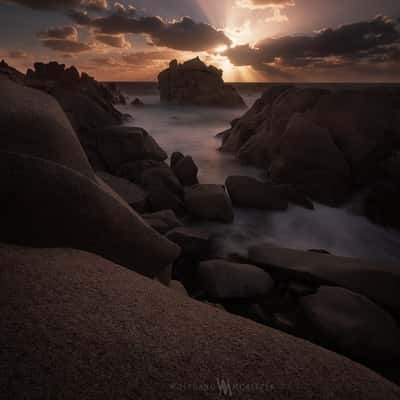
[{"left": 117, "top": 86, "right": 400, "bottom": 265}]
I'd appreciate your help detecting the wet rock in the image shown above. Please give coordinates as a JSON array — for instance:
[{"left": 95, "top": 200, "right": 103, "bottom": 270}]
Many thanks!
[
  {"left": 166, "top": 227, "right": 210, "bottom": 256},
  {"left": 198, "top": 260, "right": 275, "bottom": 299},
  {"left": 185, "top": 184, "right": 234, "bottom": 222},
  {"left": 225, "top": 175, "right": 288, "bottom": 210}
]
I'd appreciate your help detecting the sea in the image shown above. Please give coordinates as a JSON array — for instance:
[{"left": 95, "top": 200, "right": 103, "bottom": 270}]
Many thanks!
[{"left": 114, "top": 82, "right": 400, "bottom": 265}]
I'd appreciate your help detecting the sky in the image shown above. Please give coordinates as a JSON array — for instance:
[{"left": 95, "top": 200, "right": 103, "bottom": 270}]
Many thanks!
[{"left": 0, "top": 0, "right": 399, "bottom": 82}]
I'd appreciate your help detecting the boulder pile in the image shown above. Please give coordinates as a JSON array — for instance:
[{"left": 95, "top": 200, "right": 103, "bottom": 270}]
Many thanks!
[{"left": 219, "top": 86, "right": 400, "bottom": 214}]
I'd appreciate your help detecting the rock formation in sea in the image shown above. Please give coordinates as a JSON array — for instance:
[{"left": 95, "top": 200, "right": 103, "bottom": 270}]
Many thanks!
[
  {"left": 220, "top": 85, "right": 400, "bottom": 226},
  {"left": 158, "top": 57, "right": 246, "bottom": 108}
]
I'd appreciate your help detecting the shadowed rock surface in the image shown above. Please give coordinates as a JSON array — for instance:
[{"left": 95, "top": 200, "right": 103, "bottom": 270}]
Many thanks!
[
  {"left": 248, "top": 244, "right": 400, "bottom": 315},
  {"left": 26, "top": 62, "right": 125, "bottom": 133},
  {"left": 300, "top": 286, "right": 400, "bottom": 363},
  {"left": 158, "top": 58, "right": 245, "bottom": 108},
  {"left": 185, "top": 184, "right": 234, "bottom": 222},
  {"left": 1, "top": 245, "right": 399, "bottom": 400},
  {"left": 220, "top": 86, "right": 400, "bottom": 206},
  {"left": 0, "top": 77, "right": 179, "bottom": 278},
  {"left": 0, "top": 78, "right": 94, "bottom": 179}
]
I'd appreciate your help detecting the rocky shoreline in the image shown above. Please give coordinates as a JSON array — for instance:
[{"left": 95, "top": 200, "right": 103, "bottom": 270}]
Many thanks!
[{"left": 1, "top": 60, "right": 400, "bottom": 398}]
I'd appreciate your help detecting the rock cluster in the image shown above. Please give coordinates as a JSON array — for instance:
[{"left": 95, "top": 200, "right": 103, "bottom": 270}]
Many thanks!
[
  {"left": 220, "top": 86, "right": 400, "bottom": 211},
  {"left": 3, "top": 245, "right": 399, "bottom": 399},
  {"left": 1, "top": 62, "right": 400, "bottom": 396},
  {"left": 158, "top": 57, "right": 245, "bottom": 108},
  {"left": 0, "top": 77, "right": 179, "bottom": 279},
  {"left": 26, "top": 62, "right": 126, "bottom": 133}
]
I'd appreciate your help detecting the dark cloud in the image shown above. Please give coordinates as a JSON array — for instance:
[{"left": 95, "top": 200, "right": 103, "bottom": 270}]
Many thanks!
[
  {"left": 41, "top": 39, "right": 91, "bottom": 52},
  {"left": 95, "top": 33, "right": 128, "bottom": 48},
  {"left": 224, "top": 15, "right": 400, "bottom": 79},
  {"left": 4, "top": 0, "right": 107, "bottom": 11},
  {"left": 70, "top": 12, "right": 232, "bottom": 51},
  {"left": 37, "top": 26, "right": 78, "bottom": 40}
]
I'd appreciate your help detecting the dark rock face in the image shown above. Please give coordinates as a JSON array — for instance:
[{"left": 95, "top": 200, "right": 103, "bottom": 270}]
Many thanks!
[
  {"left": 172, "top": 154, "right": 199, "bottom": 186},
  {"left": 226, "top": 176, "right": 289, "bottom": 210},
  {"left": 248, "top": 244, "right": 400, "bottom": 315},
  {"left": 80, "top": 126, "right": 167, "bottom": 173},
  {"left": 364, "top": 182, "right": 400, "bottom": 230},
  {"left": 184, "top": 184, "right": 234, "bottom": 222},
  {"left": 220, "top": 86, "right": 400, "bottom": 206},
  {"left": 0, "top": 60, "right": 26, "bottom": 84},
  {"left": 96, "top": 171, "right": 148, "bottom": 212},
  {"left": 0, "top": 78, "right": 93, "bottom": 179},
  {"left": 198, "top": 260, "right": 275, "bottom": 299},
  {"left": 158, "top": 57, "right": 245, "bottom": 108},
  {"left": 131, "top": 97, "right": 144, "bottom": 107},
  {"left": 0, "top": 79, "right": 179, "bottom": 278},
  {"left": 300, "top": 286, "right": 400, "bottom": 363},
  {"left": 26, "top": 62, "right": 125, "bottom": 133}
]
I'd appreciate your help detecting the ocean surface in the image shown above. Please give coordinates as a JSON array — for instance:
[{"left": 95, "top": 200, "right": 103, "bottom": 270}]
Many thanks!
[{"left": 116, "top": 82, "right": 400, "bottom": 264}]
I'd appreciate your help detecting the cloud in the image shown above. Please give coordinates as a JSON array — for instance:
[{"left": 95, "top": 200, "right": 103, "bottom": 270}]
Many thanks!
[
  {"left": 69, "top": 11, "right": 232, "bottom": 51},
  {"left": 41, "top": 39, "right": 91, "bottom": 52},
  {"left": 122, "top": 50, "right": 178, "bottom": 65},
  {"left": 37, "top": 26, "right": 78, "bottom": 41},
  {"left": 95, "top": 33, "right": 130, "bottom": 48},
  {"left": 7, "top": 50, "right": 28, "bottom": 59},
  {"left": 224, "top": 15, "right": 400, "bottom": 79},
  {"left": 4, "top": 0, "right": 108, "bottom": 10},
  {"left": 237, "top": 0, "right": 295, "bottom": 10},
  {"left": 37, "top": 24, "right": 91, "bottom": 53}
]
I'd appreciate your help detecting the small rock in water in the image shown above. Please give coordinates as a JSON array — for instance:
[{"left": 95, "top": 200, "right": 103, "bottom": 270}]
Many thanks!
[{"left": 131, "top": 97, "right": 144, "bottom": 107}]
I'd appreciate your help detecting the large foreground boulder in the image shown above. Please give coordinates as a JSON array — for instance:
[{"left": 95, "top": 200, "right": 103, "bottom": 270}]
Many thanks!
[
  {"left": 158, "top": 57, "right": 245, "bottom": 108},
  {"left": 1, "top": 245, "right": 399, "bottom": 399},
  {"left": 248, "top": 244, "right": 400, "bottom": 315},
  {"left": 0, "top": 151, "right": 179, "bottom": 278},
  {"left": 300, "top": 286, "right": 400, "bottom": 363}
]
